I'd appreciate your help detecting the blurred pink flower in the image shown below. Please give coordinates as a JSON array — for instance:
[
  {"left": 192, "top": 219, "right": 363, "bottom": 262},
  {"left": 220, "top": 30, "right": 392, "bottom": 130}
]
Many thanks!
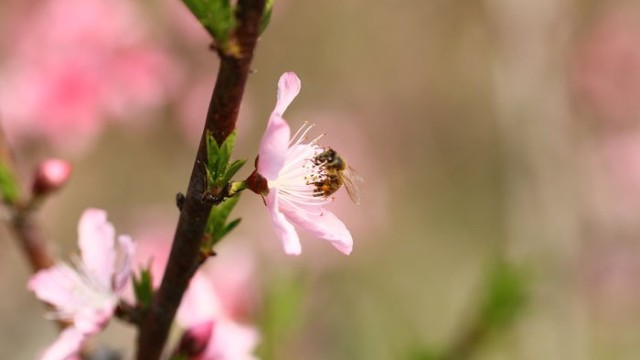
[
  {"left": 587, "top": 131, "right": 640, "bottom": 224},
  {"left": 28, "top": 209, "right": 134, "bottom": 360},
  {"left": 0, "top": 0, "right": 180, "bottom": 153},
  {"left": 581, "top": 241, "right": 640, "bottom": 322},
  {"left": 131, "top": 225, "right": 260, "bottom": 359},
  {"left": 254, "top": 72, "right": 353, "bottom": 256},
  {"left": 573, "top": 6, "right": 640, "bottom": 125},
  {"left": 177, "top": 273, "right": 260, "bottom": 360}
]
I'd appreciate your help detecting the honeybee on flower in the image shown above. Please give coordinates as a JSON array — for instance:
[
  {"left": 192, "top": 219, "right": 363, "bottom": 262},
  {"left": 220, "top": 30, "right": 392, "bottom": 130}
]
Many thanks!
[
  {"left": 310, "top": 147, "right": 363, "bottom": 205},
  {"left": 248, "top": 72, "right": 361, "bottom": 256}
]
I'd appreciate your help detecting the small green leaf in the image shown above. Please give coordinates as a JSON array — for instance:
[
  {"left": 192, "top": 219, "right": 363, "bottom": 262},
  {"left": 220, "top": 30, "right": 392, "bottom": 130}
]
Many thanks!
[
  {"left": 0, "top": 163, "right": 20, "bottom": 204},
  {"left": 182, "top": 0, "right": 236, "bottom": 45},
  {"left": 206, "top": 131, "right": 220, "bottom": 171},
  {"left": 260, "top": 0, "right": 275, "bottom": 34},
  {"left": 479, "top": 261, "right": 529, "bottom": 330},
  {"left": 204, "top": 194, "right": 242, "bottom": 248},
  {"left": 223, "top": 159, "right": 246, "bottom": 184},
  {"left": 217, "top": 218, "right": 241, "bottom": 243},
  {"left": 217, "top": 131, "right": 236, "bottom": 177},
  {"left": 132, "top": 267, "right": 154, "bottom": 311}
]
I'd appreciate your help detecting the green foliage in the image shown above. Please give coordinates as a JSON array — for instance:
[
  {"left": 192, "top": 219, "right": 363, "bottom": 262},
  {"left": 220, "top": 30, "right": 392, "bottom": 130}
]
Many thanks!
[
  {"left": 260, "top": 0, "right": 275, "bottom": 34},
  {"left": 0, "top": 163, "right": 20, "bottom": 204},
  {"left": 201, "top": 131, "right": 246, "bottom": 252},
  {"left": 405, "top": 347, "right": 441, "bottom": 360},
  {"left": 205, "top": 131, "right": 246, "bottom": 194},
  {"left": 203, "top": 194, "right": 242, "bottom": 250},
  {"left": 479, "top": 260, "right": 529, "bottom": 331},
  {"left": 182, "top": 0, "right": 274, "bottom": 49},
  {"left": 132, "top": 267, "right": 154, "bottom": 311},
  {"left": 182, "top": 0, "right": 236, "bottom": 46},
  {"left": 257, "top": 274, "right": 307, "bottom": 360}
]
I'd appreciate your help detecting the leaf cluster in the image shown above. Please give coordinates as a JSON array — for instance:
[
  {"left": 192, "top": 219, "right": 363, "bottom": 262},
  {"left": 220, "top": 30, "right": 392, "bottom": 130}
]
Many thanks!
[
  {"left": 182, "top": 0, "right": 274, "bottom": 51},
  {"left": 202, "top": 131, "right": 246, "bottom": 253},
  {"left": 205, "top": 131, "right": 245, "bottom": 196}
]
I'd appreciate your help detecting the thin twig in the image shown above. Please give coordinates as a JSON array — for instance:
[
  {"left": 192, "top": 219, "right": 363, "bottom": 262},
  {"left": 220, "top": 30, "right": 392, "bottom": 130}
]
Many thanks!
[
  {"left": 0, "top": 125, "right": 56, "bottom": 271},
  {"left": 135, "top": 1, "right": 266, "bottom": 359}
]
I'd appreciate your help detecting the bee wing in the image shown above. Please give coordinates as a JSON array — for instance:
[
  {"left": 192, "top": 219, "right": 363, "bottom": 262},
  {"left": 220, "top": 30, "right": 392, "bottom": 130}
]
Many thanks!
[{"left": 341, "top": 165, "right": 363, "bottom": 205}]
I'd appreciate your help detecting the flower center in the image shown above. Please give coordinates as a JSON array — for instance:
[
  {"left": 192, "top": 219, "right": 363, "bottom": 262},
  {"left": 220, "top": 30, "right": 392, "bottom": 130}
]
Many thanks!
[{"left": 269, "top": 123, "right": 335, "bottom": 209}]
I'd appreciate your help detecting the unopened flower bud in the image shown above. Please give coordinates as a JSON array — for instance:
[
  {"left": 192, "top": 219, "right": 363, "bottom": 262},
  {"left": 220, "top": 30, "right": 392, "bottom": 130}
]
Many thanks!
[
  {"left": 32, "top": 159, "right": 72, "bottom": 197},
  {"left": 176, "top": 321, "right": 214, "bottom": 358}
]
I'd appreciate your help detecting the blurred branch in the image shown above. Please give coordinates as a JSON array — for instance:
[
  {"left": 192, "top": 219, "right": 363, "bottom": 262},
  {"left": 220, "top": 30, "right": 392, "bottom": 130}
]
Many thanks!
[
  {"left": 0, "top": 125, "right": 56, "bottom": 272},
  {"left": 440, "top": 261, "right": 528, "bottom": 360},
  {"left": 135, "top": 1, "right": 266, "bottom": 359},
  {"left": 407, "top": 262, "right": 529, "bottom": 360}
]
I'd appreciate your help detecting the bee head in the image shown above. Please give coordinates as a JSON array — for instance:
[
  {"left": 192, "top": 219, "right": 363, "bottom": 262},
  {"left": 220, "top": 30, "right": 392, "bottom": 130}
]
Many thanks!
[
  {"left": 315, "top": 148, "right": 346, "bottom": 170},
  {"left": 316, "top": 148, "right": 337, "bottom": 163}
]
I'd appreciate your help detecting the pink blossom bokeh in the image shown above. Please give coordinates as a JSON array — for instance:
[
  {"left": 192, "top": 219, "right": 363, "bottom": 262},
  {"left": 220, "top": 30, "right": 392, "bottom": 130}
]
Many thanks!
[
  {"left": 131, "top": 223, "right": 260, "bottom": 359},
  {"left": 0, "top": 0, "right": 180, "bottom": 153},
  {"left": 573, "top": 4, "right": 640, "bottom": 126}
]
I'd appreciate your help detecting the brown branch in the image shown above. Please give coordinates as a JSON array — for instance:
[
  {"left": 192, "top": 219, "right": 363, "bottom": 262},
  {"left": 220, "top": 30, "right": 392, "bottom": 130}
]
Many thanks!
[
  {"left": 11, "top": 206, "right": 56, "bottom": 271},
  {"left": 135, "top": 1, "right": 266, "bottom": 359}
]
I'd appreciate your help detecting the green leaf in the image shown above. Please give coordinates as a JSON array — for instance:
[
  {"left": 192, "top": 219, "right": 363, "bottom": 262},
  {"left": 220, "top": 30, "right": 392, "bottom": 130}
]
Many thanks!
[
  {"left": 260, "top": 0, "right": 275, "bottom": 34},
  {"left": 217, "top": 131, "right": 236, "bottom": 179},
  {"left": 218, "top": 217, "right": 241, "bottom": 242},
  {"left": 223, "top": 159, "right": 246, "bottom": 184},
  {"left": 206, "top": 131, "right": 220, "bottom": 172},
  {"left": 0, "top": 163, "right": 20, "bottom": 204},
  {"left": 182, "top": 0, "right": 236, "bottom": 45},
  {"left": 479, "top": 261, "right": 529, "bottom": 330},
  {"left": 257, "top": 273, "right": 306, "bottom": 360},
  {"left": 132, "top": 267, "right": 154, "bottom": 311},
  {"left": 204, "top": 194, "right": 242, "bottom": 248}
]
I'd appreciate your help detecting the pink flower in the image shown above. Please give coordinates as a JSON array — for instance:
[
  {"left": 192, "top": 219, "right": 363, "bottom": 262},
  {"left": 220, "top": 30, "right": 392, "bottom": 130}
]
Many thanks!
[
  {"left": 28, "top": 209, "right": 134, "bottom": 360},
  {"left": 131, "top": 225, "right": 260, "bottom": 360},
  {"left": 177, "top": 273, "right": 260, "bottom": 360},
  {"left": 254, "top": 72, "right": 353, "bottom": 256}
]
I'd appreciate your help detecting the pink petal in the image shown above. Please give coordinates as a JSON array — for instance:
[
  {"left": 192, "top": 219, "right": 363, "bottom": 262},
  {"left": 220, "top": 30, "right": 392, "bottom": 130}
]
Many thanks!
[
  {"left": 113, "top": 235, "right": 135, "bottom": 293},
  {"left": 274, "top": 72, "right": 301, "bottom": 115},
  {"left": 265, "top": 192, "right": 302, "bottom": 255},
  {"left": 204, "top": 318, "right": 260, "bottom": 360},
  {"left": 280, "top": 203, "right": 353, "bottom": 255},
  {"left": 28, "top": 264, "right": 84, "bottom": 309},
  {"left": 177, "top": 274, "right": 224, "bottom": 328},
  {"left": 39, "top": 327, "right": 86, "bottom": 360},
  {"left": 257, "top": 114, "right": 290, "bottom": 180},
  {"left": 73, "top": 305, "right": 114, "bottom": 334},
  {"left": 78, "top": 208, "right": 116, "bottom": 289}
]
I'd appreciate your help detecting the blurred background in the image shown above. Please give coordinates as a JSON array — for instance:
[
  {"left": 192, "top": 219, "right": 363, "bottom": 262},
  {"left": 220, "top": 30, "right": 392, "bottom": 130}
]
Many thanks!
[{"left": 2, "top": 0, "right": 640, "bottom": 359}]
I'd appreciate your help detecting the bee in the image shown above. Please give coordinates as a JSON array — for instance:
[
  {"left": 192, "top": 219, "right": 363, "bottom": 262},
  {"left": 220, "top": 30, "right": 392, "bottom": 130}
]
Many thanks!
[{"left": 312, "top": 148, "right": 363, "bottom": 204}]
